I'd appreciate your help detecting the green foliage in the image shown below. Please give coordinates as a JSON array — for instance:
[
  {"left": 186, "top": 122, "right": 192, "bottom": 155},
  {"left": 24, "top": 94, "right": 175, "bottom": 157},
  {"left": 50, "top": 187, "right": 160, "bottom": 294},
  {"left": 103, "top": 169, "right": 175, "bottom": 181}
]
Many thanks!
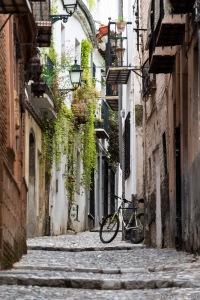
[
  {"left": 135, "top": 104, "right": 143, "bottom": 126},
  {"left": 118, "top": 16, "right": 125, "bottom": 22},
  {"left": 86, "top": 0, "right": 95, "bottom": 10},
  {"left": 107, "top": 110, "right": 119, "bottom": 166},
  {"left": 79, "top": 39, "right": 98, "bottom": 187},
  {"left": 42, "top": 39, "right": 98, "bottom": 194}
]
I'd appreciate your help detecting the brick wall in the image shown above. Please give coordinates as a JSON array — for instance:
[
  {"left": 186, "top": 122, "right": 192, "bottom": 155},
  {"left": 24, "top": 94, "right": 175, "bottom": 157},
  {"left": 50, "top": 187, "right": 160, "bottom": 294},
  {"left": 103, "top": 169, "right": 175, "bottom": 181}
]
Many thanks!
[
  {"left": 140, "top": 0, "right": 171, "bottom": 248},
  {"left": 0, "top": 14, "right": 30, "bottom": 269}
]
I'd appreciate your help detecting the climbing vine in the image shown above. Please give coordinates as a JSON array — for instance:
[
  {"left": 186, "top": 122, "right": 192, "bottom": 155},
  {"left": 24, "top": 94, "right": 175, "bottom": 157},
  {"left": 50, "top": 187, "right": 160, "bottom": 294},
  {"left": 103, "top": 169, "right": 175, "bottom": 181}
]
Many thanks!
[
  {"left": 42, "top": 39, "right": 99, "bottom": 194},
  {"left": 107, "top": 109, "right": 119, "bottom": 168}
]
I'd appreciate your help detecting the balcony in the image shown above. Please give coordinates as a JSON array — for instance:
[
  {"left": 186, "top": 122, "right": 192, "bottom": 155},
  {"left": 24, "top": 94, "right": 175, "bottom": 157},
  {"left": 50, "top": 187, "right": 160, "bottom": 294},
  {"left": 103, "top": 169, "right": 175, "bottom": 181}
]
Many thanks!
[
  {"left": 31, "top": 93, "right": 56, "bottom": 120},
  {"left": 36, "top": 21, "right": 52, "bottom": 47},
  {"left": 94, "top": 120, "right": 109, "bottom": 139},
  {"left": 32, "top": 1, "right": 52, "bottom": 47},
  {"left": 149, "top": 46, "right": 176, "bottom": 73},
  {"left": 148, "top": 0, "right": 187, "bottom": 74},
  {"left": 170, "top": 0, "right": 195, "bottom": 14},
  {"left": 156, "top": 14, "right": 186, "bottom": 47},
  {"left": 105, "top": 84, "right": 118, "bottom": 111},
  {"left": 106, "top": 67, "right": 132, "bottom": 85},
  {"left": 142, "top": 59, "right": 157, "bottom": 98},
  {"left": 0, "top": 0, "right": 32, "bottom": 13},
  {"left": 100, "top": 21, "right": 132, "bottom": 85}
]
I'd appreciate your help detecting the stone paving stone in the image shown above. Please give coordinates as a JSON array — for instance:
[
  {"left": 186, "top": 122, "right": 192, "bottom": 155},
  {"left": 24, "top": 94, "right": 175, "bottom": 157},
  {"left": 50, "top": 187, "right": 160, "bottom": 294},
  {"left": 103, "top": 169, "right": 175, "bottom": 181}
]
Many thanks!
[
  {"left": 0, "top": 231, "right": 200, "bottom": 298},
  {"left": 27, "top": 231, "right": 143, "bottom": 251},
  {"left": 1, "top": 286, "right": 200, "bottom": 299}
]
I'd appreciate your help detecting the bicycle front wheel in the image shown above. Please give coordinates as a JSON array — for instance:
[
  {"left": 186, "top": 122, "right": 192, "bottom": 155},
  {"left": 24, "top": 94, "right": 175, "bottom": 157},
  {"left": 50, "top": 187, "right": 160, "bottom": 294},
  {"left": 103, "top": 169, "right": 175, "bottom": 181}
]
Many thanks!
[
  {"left": 129, "top": 213, "right": 144, "bottom": 244},
  {"left": 99, "top": 214, "right": 119, "bottom": 243}
]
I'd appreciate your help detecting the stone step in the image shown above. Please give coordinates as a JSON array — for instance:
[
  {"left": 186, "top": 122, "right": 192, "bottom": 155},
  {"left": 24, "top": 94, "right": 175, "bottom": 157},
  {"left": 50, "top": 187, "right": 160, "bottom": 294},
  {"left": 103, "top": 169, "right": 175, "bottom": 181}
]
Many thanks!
[
  {"left": 0, "top": 269, "right": 200, "bottom": 290},
  {"left": 27, "top": 244, "right": 144, "bottom": 252}
]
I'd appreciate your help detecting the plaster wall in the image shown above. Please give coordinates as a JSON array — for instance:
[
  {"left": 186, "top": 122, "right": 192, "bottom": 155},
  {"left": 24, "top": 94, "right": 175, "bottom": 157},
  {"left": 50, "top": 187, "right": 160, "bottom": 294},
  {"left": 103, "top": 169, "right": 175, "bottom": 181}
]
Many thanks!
[
  {"left": 25, "top": 112, "right": 46, "bottom": 237},
  {"left": 182, "top": 34, "right": 200, "bottom": 252}
]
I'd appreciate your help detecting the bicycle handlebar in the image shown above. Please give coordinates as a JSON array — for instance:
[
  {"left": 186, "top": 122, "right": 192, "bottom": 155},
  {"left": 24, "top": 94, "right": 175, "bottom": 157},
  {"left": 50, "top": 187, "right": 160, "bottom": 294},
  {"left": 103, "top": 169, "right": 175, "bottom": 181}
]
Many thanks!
[
  {"left": 111, "top": 194, "right": 144, "bottom": 204},
  {"left": 111, "top": 194, "right": 131, "bottom": 204}
]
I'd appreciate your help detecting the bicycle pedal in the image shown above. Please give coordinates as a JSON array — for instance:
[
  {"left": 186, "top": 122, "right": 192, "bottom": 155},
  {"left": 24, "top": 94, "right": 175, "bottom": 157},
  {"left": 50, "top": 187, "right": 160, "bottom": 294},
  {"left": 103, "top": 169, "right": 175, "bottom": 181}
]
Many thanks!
[{"left": 125, "top": 233, "right": 130, "bottom": 240}]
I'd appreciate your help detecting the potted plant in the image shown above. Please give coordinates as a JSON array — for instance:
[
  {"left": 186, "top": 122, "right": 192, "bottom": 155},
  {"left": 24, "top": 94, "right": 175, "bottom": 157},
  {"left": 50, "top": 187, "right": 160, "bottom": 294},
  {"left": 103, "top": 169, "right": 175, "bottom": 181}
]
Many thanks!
[
  {"left": 99, "top": 25, "right": 108, "bottom": 36},
  {"left": 116, "top": 17, "right": 126, "bottom": 32},
  {"left": 164, "top": 0, "right": 174, "bottom": 15},
  {"left": 116, "top": 47, "right": 125, "bottom": 59}
]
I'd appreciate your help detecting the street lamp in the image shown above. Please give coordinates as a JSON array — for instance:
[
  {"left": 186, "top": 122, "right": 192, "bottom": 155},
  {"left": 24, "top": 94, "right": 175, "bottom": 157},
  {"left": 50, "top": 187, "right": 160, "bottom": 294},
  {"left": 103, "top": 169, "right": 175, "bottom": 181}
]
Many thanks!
[
  {"left": 51, "top": 0, "right": 77, "bottom": 24},
  {"left": 69, "top": 59, "right": 82, "bottom": 88},
  {"left": 60, "top": 60, "right": 82, "bottom": 94}
]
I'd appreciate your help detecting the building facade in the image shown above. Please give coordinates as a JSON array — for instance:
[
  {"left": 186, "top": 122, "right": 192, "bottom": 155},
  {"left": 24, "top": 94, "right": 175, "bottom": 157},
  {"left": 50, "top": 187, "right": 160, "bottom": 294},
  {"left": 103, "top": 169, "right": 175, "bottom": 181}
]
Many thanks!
[
  {"left": 141, "top": 0, "right": 200, "bottom": 251},
  {"left": 0, "top": 7, "right": 38, "bottom": 268}
]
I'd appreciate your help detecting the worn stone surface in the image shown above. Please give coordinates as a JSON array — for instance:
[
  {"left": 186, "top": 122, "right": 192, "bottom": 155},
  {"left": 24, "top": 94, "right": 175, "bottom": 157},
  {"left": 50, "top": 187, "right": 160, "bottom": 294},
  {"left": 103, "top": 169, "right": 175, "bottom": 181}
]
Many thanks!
[{"left": 0, "top": 231, "right": 200, "bottom": 298}]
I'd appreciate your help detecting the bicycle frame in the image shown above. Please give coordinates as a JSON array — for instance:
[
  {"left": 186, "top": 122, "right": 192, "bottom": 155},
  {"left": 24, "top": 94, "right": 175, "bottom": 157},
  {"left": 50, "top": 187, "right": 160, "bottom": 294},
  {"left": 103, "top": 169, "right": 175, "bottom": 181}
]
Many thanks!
[
  {"left": 111, "top": 198, "right": 140, "bottom": 232},
  {"left": 99, "top": 194, "right": 144, "bottom": 244}
]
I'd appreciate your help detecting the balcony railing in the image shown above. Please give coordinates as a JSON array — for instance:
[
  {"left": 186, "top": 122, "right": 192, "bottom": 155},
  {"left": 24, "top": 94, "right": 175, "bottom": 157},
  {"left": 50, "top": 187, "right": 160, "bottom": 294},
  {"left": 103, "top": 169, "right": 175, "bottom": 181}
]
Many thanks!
[
  {"left": 148, "top": 0, "right": 187, "bottom": 73},
  {"left": 95, "top": 101, "right": 109, "bottom": 139},
  {"left": 94, "top": 120, "right": 109, "bottom": 139},
  {"left": 32, "top": 1, "right": 52, "bottom": 47},
  {"left": 103, "top": 21, "right": 132, "bottom": 85},
  {"left": 170, "top": 0, "right": 196, "bottom": 14},
  {"left": 105, "top": 84, "right": 118, "bottom": 111}
]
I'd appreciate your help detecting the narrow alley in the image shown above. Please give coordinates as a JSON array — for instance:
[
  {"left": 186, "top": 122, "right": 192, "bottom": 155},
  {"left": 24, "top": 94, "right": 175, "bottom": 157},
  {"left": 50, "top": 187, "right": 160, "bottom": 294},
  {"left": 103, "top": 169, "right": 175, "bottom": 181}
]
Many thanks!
[{"left": 0, "top": 232, "right": 200, "bottom": 299}]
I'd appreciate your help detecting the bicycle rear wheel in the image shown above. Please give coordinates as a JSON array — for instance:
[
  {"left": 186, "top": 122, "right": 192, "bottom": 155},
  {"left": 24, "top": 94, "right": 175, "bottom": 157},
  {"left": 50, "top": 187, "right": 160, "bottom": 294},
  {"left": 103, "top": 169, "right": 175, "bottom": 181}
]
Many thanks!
[
  {"left": 99, "top": 214, "right": 119, "bottom": 243},
  {"left": 129, "top": 213, "right": 144, "bottom": 244}
]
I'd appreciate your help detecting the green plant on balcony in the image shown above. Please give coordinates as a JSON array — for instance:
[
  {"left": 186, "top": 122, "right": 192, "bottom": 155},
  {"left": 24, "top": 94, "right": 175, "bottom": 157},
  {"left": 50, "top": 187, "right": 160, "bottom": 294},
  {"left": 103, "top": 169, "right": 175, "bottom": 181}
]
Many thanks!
[
  {"left": 107, "top": 110, "right": 119, "bottom": 168},
  {"left": 116, "top": 16, "right": 126, "bottom": 32},
  {"left": 164, "top": 0, "right": 174, "bottom": 15},
  {"left": 94, "top": 118, "right": 104, "bottom": 129}
]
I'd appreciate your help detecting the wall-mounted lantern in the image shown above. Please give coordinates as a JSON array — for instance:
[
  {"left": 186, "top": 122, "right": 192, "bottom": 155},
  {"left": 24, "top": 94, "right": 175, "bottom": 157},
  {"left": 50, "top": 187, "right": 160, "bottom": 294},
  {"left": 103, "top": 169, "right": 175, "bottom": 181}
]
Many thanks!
[
  {"left": 51, "top": 0, "right": 77, "bottom": 24},
  {"left": 69, "top": 59, "right": 82, "bottom": 89}
]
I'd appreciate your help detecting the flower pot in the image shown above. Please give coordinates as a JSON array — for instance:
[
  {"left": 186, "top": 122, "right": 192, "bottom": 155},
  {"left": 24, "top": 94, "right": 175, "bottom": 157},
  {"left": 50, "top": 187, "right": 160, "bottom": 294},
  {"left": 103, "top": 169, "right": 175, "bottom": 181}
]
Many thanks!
[
  {"left": 116, "top": 22, "right": 126, "bottom": 33},
  {"left": 72, "top": 99, "right": 89, "bottom": 124},
  {"left": 116, "top": 48, "right": 125, "bottom": 59},
  {"left": 99, "top": 25, "right": 108, "bottom": 36}
]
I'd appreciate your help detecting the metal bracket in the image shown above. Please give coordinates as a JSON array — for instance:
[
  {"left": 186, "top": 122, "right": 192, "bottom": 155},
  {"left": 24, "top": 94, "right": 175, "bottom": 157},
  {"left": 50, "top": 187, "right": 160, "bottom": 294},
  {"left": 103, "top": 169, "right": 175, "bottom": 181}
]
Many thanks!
[
  {"left": 0, "top": 13, "right": 13, "bottom": 33},
  {"left": 131, "top": 69, "right": 144, "bottom": 78},
  {"left": 50, "top": 15, "right": 69, "bottom": 24}
]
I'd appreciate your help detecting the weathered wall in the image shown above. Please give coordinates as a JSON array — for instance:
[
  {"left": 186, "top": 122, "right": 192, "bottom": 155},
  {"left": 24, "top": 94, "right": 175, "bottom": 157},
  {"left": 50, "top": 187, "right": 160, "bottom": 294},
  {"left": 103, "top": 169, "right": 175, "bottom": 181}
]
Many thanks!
[
  {"left": 182, "top": 29, "right": 200, "bottom": 252},
  {"left": 0, "top": 14, "right": 31, "bottom": 268},
  {"left": 25, "top": 113, "right": 46, "bottom": 238}
]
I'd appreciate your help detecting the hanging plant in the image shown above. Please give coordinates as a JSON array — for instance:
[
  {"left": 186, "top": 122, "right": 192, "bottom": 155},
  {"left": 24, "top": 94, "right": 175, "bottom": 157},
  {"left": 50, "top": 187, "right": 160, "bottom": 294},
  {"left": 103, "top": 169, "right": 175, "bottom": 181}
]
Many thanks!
[
  {"left": 78, "top": 39, "right": 99, "bottom": 187},
  {"left": 107, "top": 109, "right": 119, "bottom": 168}
]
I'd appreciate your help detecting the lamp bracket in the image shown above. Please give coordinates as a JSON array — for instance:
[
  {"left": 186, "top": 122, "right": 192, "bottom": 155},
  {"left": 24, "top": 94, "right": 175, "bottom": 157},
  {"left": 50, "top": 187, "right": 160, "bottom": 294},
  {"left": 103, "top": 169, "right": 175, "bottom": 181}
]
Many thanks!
[{"left": 50, "top": 15, "right": 70, "bottom": 24}]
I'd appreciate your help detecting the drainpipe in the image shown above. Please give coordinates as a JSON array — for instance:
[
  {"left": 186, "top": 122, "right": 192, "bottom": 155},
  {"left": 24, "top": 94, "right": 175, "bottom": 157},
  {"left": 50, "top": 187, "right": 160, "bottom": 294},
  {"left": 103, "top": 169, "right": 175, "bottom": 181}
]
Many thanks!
[
  {"left": 195, "top": 1, "right": 200, "bottom": 102},
  {"left": 118, "top": 0, "right": 124, "bottom": 197}
]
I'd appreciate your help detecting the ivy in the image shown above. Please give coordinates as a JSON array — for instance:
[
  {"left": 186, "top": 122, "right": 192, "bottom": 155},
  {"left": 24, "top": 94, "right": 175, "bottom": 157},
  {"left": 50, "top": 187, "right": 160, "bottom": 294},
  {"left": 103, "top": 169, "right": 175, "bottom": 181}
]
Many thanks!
[
  {"left": 41, "top": 38, "right": 99, "bottom": 230},
  {"left": 107, "top": 110, "right": 119, "bottom": 167}
]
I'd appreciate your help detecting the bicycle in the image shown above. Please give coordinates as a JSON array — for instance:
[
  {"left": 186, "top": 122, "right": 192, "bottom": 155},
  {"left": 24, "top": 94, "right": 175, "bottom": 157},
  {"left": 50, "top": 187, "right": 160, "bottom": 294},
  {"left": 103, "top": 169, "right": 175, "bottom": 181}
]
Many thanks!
[{"left": 99, "top": 195, "right": 144, "bottom": 244}]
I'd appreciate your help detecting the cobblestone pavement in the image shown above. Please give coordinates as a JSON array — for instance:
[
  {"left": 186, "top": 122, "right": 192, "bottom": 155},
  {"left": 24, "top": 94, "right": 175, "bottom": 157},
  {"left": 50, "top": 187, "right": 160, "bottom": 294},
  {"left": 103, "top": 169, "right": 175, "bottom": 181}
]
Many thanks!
[{"left": 1, "top": 231, "right": 200, "bottom": 299}]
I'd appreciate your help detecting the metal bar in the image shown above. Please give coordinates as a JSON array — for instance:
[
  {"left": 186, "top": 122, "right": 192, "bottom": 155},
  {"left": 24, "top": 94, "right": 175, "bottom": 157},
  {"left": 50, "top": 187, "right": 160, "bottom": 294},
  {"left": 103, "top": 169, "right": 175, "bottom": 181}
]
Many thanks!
[{"left": 0, "top": 13, "right": 13, "bottom": 33}]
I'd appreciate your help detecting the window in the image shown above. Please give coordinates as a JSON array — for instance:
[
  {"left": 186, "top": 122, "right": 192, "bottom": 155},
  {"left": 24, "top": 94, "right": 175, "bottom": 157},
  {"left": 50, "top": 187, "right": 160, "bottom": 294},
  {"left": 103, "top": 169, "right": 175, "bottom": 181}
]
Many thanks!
[{"left": 124, "top": 112, "right": 130, "bottom": 179}]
